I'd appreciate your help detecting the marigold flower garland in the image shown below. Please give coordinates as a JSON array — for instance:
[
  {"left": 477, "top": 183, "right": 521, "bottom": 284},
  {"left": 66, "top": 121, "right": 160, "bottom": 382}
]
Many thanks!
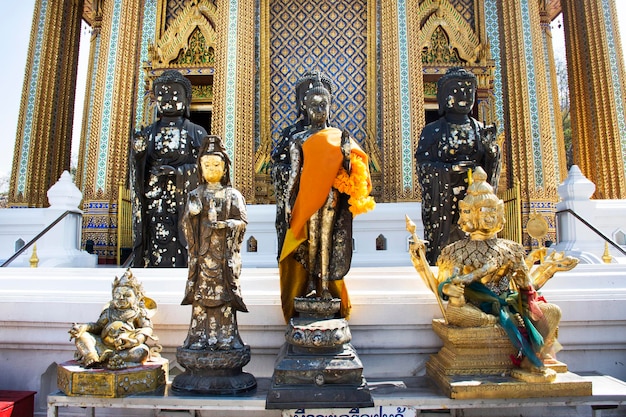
[{"left": 333, "top": 153, "right": 376, "bottom": 215}]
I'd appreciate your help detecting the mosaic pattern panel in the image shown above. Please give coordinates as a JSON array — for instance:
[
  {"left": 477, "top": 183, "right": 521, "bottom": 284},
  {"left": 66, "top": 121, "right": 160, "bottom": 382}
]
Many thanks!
[
  {"left": 17, "top": 0, "right": 49, "bottom": 194},
  {"left": 165, "top": 0, "right": 195, "bottom": 31},
  {"left": 601, "top": 0, "right": 626, "bottom": 171},
  {"left": 397, "top": 0, "right": 413, "bottom": 190},
  {"left": 224, "top": 0, "right": 239, "bottom": 163},
  {"left": 135, "top": 0, "right": 157, "bottom": 127},
  {"left": 96, "top": 0, "right": 123, "bottom": 191},
  {"left": 451, "top": 0, "right": 475, "bottom": 29},
  {"left": 484, "top": 0, "right": 504, "bottom": 132},
  {"left": 269, "top": 0, "right": 368, "bottom": 146},
  {"left": 520, "top": 0, "right": 544, "bottom": 188}
]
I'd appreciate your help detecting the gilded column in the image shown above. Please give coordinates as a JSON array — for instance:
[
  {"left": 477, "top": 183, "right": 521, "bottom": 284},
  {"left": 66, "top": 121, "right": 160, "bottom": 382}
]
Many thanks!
[
  {"left": 80, "top": 0, "right": 144, "bottom": 262},
  {"left": 211, "top": 0, "right": 254, "bottom": 201},
  {"left": 498, "top": 0, "right": 559, "bottom": 246},
  {"left": 9, "top": 0, "right": 84, "bottom": 207},
  {"left": 539, "top": 1, "right": 568, "bottom": 184},
  {"left": 380, "top": 0, "right": 423, "bottom": 201},
  {"left": 561, "top": 0, "right": 626, "bottom": 199}
]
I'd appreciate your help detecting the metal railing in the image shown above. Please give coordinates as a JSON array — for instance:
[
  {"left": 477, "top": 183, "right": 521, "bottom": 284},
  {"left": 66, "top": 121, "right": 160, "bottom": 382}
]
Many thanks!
[
  {"left": 1, "top": 210, "right": 74, "bottom": 267},
  {"left": 497, "top": 179, "right": 522, "bottom": 243},
  {"left": 117, "top": 185, "right": 133, "bottom": 266},
  {"left": 556, "top": 208, "right": 626, "bottom": 257}
]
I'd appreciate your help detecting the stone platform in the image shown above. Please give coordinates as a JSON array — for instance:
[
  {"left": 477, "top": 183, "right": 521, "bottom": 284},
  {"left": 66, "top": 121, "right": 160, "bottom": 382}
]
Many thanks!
[
  {"left": 47, "top": 374, "right": 626, "bottom": 417},
  {"left": 56, "top": 358, "right": 169, "bottom": 398},
  {"left": 426, "top": 319, "right": 592, "bottom": 399}
]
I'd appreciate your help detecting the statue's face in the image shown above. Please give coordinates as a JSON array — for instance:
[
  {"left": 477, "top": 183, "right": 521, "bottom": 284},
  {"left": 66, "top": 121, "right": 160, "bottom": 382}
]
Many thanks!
[
  {"left": 444, "top": 80, "right": 475, "bottom": 115},
  {"left": 200, "top": 154, "right": 225, "bottom": 184},
  {"left": 305, "top": 92, "right": 330, "bottom": 126},
  {"left": 471, "top": 200, "right": 504, "bottom": 238},
  {"left": 155, "top": 82, "right": 187, "bottom": 117},
  {"left": 112, "top": 286, "right": 137, "bottom": 310}
]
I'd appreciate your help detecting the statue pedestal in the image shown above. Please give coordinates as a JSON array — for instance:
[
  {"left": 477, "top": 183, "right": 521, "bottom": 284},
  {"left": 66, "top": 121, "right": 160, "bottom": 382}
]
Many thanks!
[
  {"left": 266, "top": 298, "right": 373, "bottom": 409},
  {"left": 172, "top": 346, "right": 257, "bottom": 395},
  {"left": 426, "top": 319, "right": 592, "bottom": 399},
  {"left": 57, "top": 358, "right": 169, "bottom": 397}
]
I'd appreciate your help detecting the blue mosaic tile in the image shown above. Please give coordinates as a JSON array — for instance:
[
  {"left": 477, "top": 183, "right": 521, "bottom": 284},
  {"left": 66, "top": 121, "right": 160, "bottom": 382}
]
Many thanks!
[
  {"left": 520, "top": 0, "right": 544, "bottom": 188},
  {"left": 268, "top": 0, "right": 368, "bottom": 151},
  {"left": 135, "top": 0, "right": 157, "bottom": 127},
  {"left": 484, "top": 0, "right": 504, "bottom": 131},
  {"left": 17, "top": 0, "right": 48, "bottom": 194},
  {"left": 397, "top": 0, "right": 413, "bottom": 190},
  {"left": 601, "top": 1, "right": 626, "bottom": 173},
  {"left": 96, "top": 0, "right": 123, "bottom": 191},
  {"left": 224, "top": 0, "right": 239, "bottom": 164}
]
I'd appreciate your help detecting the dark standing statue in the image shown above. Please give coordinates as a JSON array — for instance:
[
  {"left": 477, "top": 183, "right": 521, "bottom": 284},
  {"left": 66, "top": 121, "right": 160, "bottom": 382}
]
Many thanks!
[
  {"left": 272, "top": 74, "right": 375, "bottom": 322},
  {"left": 415, "top": 67, "right": 501, "bottom": 265},
  {"left": 270, "top": 71, "right": 334, "bottom": 259},
  {"left": 131, "top": 70, "right": 207, "bottom": 268}
]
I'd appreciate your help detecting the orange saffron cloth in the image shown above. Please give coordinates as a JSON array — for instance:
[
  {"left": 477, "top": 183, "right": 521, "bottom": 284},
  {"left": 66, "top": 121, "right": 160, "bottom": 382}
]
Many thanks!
[{"left": 278, "top": 127, "right": 375, "bottom": 322}]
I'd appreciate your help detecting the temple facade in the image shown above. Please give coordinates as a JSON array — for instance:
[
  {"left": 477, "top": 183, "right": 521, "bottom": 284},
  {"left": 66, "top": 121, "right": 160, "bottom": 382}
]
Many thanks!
[{"left": 8, "top": 0, "right": 626, "bottom": 262}]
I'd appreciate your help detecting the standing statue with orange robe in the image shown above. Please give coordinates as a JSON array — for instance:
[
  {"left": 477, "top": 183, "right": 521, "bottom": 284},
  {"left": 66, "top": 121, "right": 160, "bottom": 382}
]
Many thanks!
[{"left": 274, "top": 75, "right": 375, "bottom": 322}]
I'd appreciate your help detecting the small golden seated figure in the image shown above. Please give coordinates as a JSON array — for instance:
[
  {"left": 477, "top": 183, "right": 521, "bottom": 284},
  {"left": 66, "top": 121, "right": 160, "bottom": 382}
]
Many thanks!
[
  {"left": 408, "top": 167, "right": 578, "bottom": 383},
  {"left": 69, "top": 269, "right": 160, "bottom": 370}
]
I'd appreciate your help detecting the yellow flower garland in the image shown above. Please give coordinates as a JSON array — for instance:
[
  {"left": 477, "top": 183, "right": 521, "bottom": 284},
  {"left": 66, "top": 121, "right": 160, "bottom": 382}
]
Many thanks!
[{"left": 333, "top": 153, "right": 376, "bottom": 216}]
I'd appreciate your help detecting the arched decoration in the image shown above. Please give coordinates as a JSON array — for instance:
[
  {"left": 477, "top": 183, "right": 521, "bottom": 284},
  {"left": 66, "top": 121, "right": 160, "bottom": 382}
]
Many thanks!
[
  {"left": 375, "top": 234, "right": 387, "bottom": 251},
  {"left": 173, "top": 28, "right": 215, "bottom": 66},
  {"left": 247, "top": 236, "right": 258, "bottom": 253},
  {"left": 422, "top": 26, "right": 463, "bottom": 65},
  {"left": 418, "top": 0, "right": 481, "bottom": 64},
  {"left": 148, "top": 0, "right": 217, "bottom": 67}
]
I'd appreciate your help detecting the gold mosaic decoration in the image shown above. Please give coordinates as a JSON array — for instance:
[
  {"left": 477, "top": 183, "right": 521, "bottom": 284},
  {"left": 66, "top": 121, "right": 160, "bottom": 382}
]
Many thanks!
[
  {"left": 561, "top": 0, "right": 626, "bottom": 199},
  {"left": 422, "top": 26, "right": 463, "bottom": 64}
]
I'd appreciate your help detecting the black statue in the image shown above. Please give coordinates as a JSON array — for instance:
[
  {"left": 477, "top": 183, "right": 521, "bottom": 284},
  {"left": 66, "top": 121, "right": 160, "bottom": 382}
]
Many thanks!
[
  {"left": 272, "top": 74, "right": 375, "bottom": 322},
  {"left": 415, "top": 67, "right": 501, "bottom": 265},
  {"left": 270, "top": 71, "right": 335, "bottom": 259},
  {"left": 131, "top": 70, "right": 207, "bottom": 268}
]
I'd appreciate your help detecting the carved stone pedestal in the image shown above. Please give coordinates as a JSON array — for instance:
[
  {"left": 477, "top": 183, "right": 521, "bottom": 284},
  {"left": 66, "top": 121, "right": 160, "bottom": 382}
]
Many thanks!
[
  {"left": 427, "top": 318, "right": 592, "bottom": 399},
  {"left": 266, "top": 297, "right": 373, "bottom": 409},
  {"left": 57, "top": 358, "right": 169, "bottom": 397},
  {"left": 172, "top": 346, "right": 257, "bottom": 395}
]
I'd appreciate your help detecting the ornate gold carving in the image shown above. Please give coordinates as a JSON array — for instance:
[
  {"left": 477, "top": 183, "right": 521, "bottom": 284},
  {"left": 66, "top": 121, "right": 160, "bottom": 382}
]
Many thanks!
[
  {"left": 422, "top": 26, "right": 463, "bottom": 64},
  {"left": 562, "top": 0, "right": 626, "bottom": 199},
  {"left": 174, "top": 28, "right": 215, "bottom": 66},
  {"left": 418, "top": 0, "right": 481, "bottom": 63},
  {"left": 149, "top": 0, "right": 217, "bottom": 67},
  {"left": 192, "top": 84, "right": 214, "bottom": 102}
]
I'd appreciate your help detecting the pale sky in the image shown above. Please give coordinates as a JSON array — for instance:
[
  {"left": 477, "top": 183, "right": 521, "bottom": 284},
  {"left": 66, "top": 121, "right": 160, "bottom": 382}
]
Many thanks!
[{"left": 1, "top": 3, "right": 626, "bottom": 187}]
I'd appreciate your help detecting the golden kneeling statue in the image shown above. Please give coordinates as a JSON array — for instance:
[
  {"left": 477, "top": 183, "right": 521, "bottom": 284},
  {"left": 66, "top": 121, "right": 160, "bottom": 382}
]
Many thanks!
[
  {"left": 408, "top": 167, "right": 578, "bottom": 386},
  {"left": 69, "top": 269, "right": 161, "bottom": 370}
]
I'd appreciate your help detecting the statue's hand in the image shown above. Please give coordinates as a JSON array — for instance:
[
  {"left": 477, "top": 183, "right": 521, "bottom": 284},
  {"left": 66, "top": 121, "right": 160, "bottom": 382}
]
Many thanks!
[
  {"left": 210, "top": 220, "right": 228, "bottom": 230},
  {"left": 451, "top": 161, "right": 472, "bottom": 172},
  {"left": 69, "top": 323, "right": 87, "bottom": 340},
  {"left": 151, "top": 165, "right": 176, "bottom": 176},
  {"left": 442, "top": 282, "right": 465, "bottom": 298},
  {"left": 284, "top": 204, "right": 292, "bottom": 224},
  {"left": 188, "top": 195, "right": 201, "bottom": 216}
]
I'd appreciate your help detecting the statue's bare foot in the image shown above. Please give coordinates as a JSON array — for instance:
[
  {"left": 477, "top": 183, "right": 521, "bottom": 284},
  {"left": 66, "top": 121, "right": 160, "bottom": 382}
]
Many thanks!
[
  {"left": 106, "top": 354, "right": 127, "bottom": 370},
  {"left": 321, "top": 289, "right": 333, "bottom": 300},
  {"left": 305, "top": 290, "right": 318, "bottom": 298},
  {"left": 83, "top": 353, "right": 100, "bottom": 368},
  {"left": 512, "top": 357, "right": 557, "bottom": 382},
  {"left": 99, "top": 349, "right": 114, "bottom": 364}
]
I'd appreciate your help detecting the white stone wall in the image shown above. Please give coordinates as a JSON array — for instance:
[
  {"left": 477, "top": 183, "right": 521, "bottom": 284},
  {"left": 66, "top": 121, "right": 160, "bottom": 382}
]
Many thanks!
[{"left": 0, "top": 265, "right": 625, "bottom": 416}]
